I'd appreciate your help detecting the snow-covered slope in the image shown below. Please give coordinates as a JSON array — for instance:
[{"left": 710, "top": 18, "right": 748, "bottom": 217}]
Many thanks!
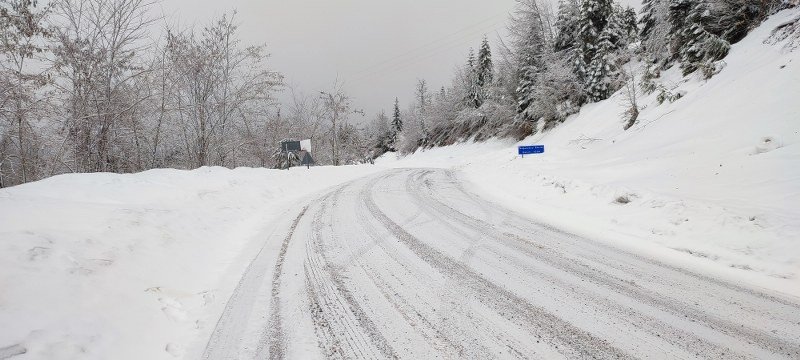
[
  {"left": 0, "top": 166, "right": 383, "bottom": 359},
  {"left": 381, "top": 8, "right": 800, "bottom": 296}
]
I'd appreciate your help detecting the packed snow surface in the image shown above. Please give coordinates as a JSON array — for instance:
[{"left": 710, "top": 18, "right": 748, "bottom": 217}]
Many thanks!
[{"left": 200, "top": 168, "right": 800, "bottom": 359}]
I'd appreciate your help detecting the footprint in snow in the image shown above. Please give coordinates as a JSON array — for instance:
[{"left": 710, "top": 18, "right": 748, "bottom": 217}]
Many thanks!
[{"left": 159, "top": 297, "right": 187, "bottom": 322}]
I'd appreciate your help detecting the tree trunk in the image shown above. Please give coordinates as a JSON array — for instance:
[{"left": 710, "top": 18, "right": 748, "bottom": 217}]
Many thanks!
[{"left": 16, "top": 110, "right": 27, "bottom": 183}]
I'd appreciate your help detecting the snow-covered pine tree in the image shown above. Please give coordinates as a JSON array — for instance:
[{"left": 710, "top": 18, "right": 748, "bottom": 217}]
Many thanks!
[
  {"left": 514, "top": 0, "right": 582, "bottom": 129},
  {"left": 584, "top": 29, "right": 616, "bottom": 101},
  {"left": 683, "top": 9, "right": 730, "bottom": 77},
  {"left": 639, "top": 0, "right": 672, "bottom": 65},
  {"left": 669, "top": 0, "right": 730, "bottom": 76},
  {"left": 640, "top": 62, "right": 661, "bottom": 94},
  {"left": 467, "top": 47, "right": 476, "bottom": 69},
  {"left": 577, "top": 0, "right": 614, "bottom": 101},
  {"left": 710, "top": 0, "right": 782, "bottom": 43},
  {"left": 511, "top": 0, "right": 550, "bottom": 123},
  {"left": 390, "top": 98, "right": 402, "bottom": 150},
  {"left": 463, "top": 47, "right": 483, "bottom": 109},
  {"left": 516, "top": 65, "right": 538, "bottom": 123},
  {"left": 668, "top": 0, "right": 696, "bottom": 58},
  {"left": 609, "top": 5, "right": 638, "bottom": 47},
  {"left": 624, "top": 7, "right": 639, "bottom": 41},
  {"left": 469, "top": 36, "right": 493, "bottom": 108},
  {"left": 554, "top": 0, "right": 581, "bottom": 53},
  {"left": 477, "top": 37, "right": 493, "bottom": 87},
  {"left": 577, "top": 0, "right": 612, "bottom": 70},
  {"left": 639, "top": 0, "right": 658, "bottom": 39}
]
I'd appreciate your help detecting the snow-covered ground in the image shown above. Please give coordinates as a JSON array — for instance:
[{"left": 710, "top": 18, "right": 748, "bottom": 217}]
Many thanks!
[
  {"left": 0, "top": 166, "right": 384, "bottom": 359},
  {"left": 380, "top": 8, "right": 800, "bottom": 297},
  {"left": 197, "top": 167, "right": 800, "bottom": 359},
  {"left": 1, "top": 8, "right": 798, "bottom": 360}
]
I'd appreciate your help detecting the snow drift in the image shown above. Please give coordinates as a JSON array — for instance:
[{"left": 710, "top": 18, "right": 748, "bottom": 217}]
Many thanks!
[{"left": 0, "top": 166, "right": 382, "bottom": 359}]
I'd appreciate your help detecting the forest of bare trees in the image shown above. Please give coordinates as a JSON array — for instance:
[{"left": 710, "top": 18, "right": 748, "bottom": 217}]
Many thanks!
[{"left": 1, "top": 0, "right": 372, "bottom": 188}]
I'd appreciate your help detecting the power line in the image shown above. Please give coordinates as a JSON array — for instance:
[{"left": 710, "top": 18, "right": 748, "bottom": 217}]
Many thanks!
[
  {"left": 309, "top": 8, "right": 513, "bottom": 91},
  {"left": 348, "top": 10, "right": 510, "bottom": 77},
  {"left": 349, "top": 22, "right": 506, "bottom": 85}
]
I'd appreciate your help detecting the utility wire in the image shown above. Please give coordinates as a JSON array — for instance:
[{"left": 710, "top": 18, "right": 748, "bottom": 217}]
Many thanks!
[{"left": 350, "top": 22, "right": 506, "bottom": 84}]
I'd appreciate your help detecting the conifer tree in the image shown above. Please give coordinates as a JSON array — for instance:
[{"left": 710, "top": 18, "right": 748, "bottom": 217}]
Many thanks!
[
  {"left": 669, "top": 0, "right": 730, "bottom": 76},
  {"left": 468, "top": 37, "right": 493, "bottom": 108},
  {"left": 639, "top": 0, "right": 658, "bottom": 40},
  {"left": 577, "top": 0, "right": 613, "bottom": 71},
  {"left": 606, "top": 5, "right": 638, "bottom": 46},
  {"left": 464, "top": 47, "right": 481, "bottom": 108},
  {"left": 577, "top": 0, "right": 614, "bottom": 101},
  {"left": 512, "top": 0, "right": 550, "bottom": 122},
  {"left": 554, "top": 0, "right": 581, "bottom": 53},
  {"left": 668, "top": 0, "right": 694, "bottom": 55},
  {"left": 584, "top": 29, "right": 616, "bottom": 101},
  {"left": 390, "top": 98, "right": 402, "bottom": 149},
  {"left": 477, "top": 36, "right": 493, "bottom": 88},
  {"left": 466, "top": 47, "right": 476, "bottom": 69},
  {"left": 639, "top": 0, "right": 672, "bottom": 65}
]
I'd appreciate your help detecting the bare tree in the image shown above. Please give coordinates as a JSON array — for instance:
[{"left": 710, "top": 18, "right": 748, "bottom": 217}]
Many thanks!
[
  {"left": 414, "top": 79, "right": 429, "bottom": 146},
  {"left": 51, "top": 0, "right": 157, "bottom": 173},
  {"left": 0, "top": 0, "right": 52, "bottom": 186},
  {"left": 620, "top": 63, "right": 640, "bottom": 130},
  {"left": 320, "top": 80, "right": 362, "bottom": 166},
  {"left": 163, "top": 12, "right": 282, "bottom": 168}
]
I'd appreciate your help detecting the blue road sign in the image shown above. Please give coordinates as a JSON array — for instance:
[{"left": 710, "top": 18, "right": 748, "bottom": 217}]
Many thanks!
[{"left": 518, "top": 145, "right": 545, "bottom": 156}]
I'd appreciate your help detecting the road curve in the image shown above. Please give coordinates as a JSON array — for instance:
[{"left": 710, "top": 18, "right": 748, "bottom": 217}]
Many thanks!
[{"left": 201, "top": 168, "right": 800, "bottom": 359}]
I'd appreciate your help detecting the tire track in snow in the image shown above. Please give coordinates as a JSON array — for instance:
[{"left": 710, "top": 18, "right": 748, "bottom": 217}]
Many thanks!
[
  {"left": 202, "top": 207, "right": 305, "bottom": 360},
  {"left": 444, "top": 169, "right": 800, "bottom": 314},
  {"left": 362, "top": 173, "right": 633, "bottom": 360},
  {"left": 202, "top": 168, "right": 800, "bottom": 359},
  {"left": 304, "top": 187, "right": 398, "bottom": 359},
  {"left": 351, "top": 188, "right": 498, "bottom": 359},
  {"left": 258, "top": 206, "right": 308, "bottom": 359},
  {"left": 411, "top": 169, "right": 800, "bottom": 359},
  {"left": 0, "top": 345, "right": 26, "bottom": 360},
  {"left": 399, "top": 169, "right": 700, "bottom": 358},
  {"left": 403, "top": 169, "right": 763, "bottom": 359}
]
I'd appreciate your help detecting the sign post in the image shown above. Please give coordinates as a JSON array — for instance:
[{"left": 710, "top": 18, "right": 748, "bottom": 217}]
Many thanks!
[{"left": 518, "top": 145, "right": 545, "bottom": 158}]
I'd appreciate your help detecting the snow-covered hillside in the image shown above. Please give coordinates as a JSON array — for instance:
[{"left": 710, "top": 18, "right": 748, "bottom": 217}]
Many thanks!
[
  {"left": 0, "top": 166, "right": 383, "bottom": 359},
  {"left": 381, "top": 8, "right": 800, "bottom": 296}
]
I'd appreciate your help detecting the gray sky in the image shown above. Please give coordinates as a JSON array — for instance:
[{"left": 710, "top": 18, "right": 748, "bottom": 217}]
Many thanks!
[{"left": 159, "top": 0, "right": 519, "bottom": 117}]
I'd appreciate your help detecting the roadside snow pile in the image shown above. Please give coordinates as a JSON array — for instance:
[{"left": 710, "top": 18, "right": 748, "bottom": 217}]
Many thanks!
[
  {"left": 381, "top": 8, "right": 800, "bottom": 297},
  {"left": 0, "top": 165, "right": 381, "bottom": 359}
]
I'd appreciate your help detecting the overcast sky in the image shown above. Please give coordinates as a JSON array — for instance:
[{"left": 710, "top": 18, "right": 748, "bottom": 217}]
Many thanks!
[{"left": 159, "top": 0, "right": 519, "bottom": 118}]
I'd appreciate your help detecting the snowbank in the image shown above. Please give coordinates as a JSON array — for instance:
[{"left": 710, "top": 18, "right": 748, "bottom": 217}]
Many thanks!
[
  {"left": 0, "top": 165, "right": 383, "bottom": 359},
  {"left": 381, "top": 8, "right": 800, "bottom": 297}
]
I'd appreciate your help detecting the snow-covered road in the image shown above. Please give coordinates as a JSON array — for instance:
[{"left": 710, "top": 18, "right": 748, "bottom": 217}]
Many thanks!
[{"left": 200, "top": 168, "right": 800, "bottom": 359}]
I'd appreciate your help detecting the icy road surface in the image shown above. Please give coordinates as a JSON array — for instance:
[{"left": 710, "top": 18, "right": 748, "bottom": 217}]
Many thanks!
[{"left": 200, "top": 168, "right": 800, "bottom": 359}]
